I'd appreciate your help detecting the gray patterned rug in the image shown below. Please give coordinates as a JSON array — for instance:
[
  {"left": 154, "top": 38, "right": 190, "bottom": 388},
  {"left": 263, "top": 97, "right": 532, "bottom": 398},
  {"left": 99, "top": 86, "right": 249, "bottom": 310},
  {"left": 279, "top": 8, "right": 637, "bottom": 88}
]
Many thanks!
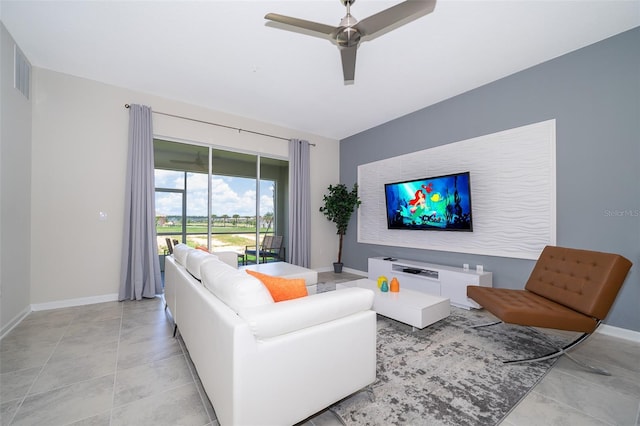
[{"left": 331, "top": 307, "right": 570, "bottom": 426}]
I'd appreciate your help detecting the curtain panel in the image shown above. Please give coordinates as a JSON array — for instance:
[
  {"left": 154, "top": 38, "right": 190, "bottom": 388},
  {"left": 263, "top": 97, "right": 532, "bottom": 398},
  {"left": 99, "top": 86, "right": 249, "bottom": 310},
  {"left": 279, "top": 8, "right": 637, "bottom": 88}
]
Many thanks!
[
  {"left": 287, "top": 139, "right": 311, "bottom": 267},
  {"left": 119, "top": 104, "right": 163, "bottom": 300}
]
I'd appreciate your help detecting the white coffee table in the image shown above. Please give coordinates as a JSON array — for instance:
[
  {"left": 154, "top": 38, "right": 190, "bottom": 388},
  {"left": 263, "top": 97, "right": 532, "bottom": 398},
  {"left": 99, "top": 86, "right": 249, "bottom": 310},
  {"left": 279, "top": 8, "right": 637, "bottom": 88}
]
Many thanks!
[{"left": 340, "top": 278, "right": 450, "bottom": 329}]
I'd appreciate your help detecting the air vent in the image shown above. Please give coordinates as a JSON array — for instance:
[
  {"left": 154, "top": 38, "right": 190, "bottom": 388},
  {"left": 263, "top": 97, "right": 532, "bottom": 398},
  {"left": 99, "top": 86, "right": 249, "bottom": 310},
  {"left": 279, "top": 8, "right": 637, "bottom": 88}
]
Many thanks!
[{"left": 14, "top": 44, "right": 31, "bottom": 99}]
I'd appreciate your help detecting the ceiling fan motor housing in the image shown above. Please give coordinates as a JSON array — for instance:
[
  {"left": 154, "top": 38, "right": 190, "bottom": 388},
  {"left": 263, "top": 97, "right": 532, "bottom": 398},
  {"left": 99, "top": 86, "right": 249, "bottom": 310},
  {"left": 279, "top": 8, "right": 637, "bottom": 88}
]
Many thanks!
[{"left": 336, "top": 26, "right": 361, "bottom": 47}]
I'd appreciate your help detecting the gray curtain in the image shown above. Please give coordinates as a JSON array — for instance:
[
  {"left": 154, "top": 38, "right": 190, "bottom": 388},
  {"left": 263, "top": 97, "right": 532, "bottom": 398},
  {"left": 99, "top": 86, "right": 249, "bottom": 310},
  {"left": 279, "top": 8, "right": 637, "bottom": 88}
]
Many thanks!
[
  {"left": 119, "top": 104, "right": 162, "bottom": 300},
  {"left": 287, "top": 139, "right": 311, "bottom": 267}
]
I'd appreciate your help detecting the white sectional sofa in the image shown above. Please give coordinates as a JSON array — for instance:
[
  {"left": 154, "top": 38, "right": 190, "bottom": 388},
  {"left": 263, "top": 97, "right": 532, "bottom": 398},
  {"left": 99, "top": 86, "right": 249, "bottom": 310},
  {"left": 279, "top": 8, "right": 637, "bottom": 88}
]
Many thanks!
[{"left": 164, "top": 244, "right": 377, "bottom": 426}]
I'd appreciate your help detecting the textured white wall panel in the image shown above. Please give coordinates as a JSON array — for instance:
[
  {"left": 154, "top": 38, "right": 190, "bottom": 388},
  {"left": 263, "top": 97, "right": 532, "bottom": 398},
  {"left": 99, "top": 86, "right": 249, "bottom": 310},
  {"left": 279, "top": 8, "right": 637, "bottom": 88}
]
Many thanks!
[{"left": 357, "top": 120, "right": 556, "bottom": 260}]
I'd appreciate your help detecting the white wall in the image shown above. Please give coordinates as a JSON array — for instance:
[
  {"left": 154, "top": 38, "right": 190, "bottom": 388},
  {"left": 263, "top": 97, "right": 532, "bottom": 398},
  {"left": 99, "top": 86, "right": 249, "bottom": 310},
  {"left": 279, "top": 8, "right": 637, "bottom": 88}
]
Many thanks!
[
  {"left": 30, "top": 68, "right": 340, "bottom": 305},
  {"left": 1, "top": 23, "right": 32, "bottom": 334}
]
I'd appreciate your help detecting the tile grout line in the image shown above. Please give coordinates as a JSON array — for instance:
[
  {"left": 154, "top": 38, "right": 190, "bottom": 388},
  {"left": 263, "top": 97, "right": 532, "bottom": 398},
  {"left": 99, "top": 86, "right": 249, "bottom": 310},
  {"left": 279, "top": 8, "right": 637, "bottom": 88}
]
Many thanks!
[
  {"left": 175, "top": 331, "right": 216, "bottom": 424},
  {"left": 546, "top": 367, "right": 637, "bottom": 424},
  {"left": 497, "top": 356, "right": 560, "bottom": 424},
  {"left": 5, "top": 310, "right": 76, "bottom": 426},
  {"left": 105, "top": 299, "right": 210, "bottom": 424},
  {"left": 527, "top": 387, "right": 619, "bottom": 426},
  {"left": 108, "top": 301, "right": 125, "bottom": 426}
]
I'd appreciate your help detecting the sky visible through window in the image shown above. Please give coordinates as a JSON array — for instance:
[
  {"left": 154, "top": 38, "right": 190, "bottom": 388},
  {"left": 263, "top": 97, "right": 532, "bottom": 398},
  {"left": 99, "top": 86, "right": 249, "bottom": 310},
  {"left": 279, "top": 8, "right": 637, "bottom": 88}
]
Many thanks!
[{"left": 155, "top": 170, "right": 275, "bottom": 217}]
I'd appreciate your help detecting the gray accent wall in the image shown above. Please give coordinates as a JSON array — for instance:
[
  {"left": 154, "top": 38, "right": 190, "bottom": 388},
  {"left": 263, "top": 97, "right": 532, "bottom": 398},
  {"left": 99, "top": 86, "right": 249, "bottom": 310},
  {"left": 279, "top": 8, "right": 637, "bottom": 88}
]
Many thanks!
[{"left": 340, "top": 27, "right": 639, "bottom": 332}]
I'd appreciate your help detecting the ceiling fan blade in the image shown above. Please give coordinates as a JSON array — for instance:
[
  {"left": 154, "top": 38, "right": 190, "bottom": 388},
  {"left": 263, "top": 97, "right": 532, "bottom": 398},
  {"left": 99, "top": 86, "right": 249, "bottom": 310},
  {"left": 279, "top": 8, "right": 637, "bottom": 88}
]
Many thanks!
[
  {"left": 265, "top": 13, "right": 337, "bottom": 36},
  {"left": 340, "top": 46, "right": 357, "bottom": 83},
  {"left": 357, "top": 0, "right": 436, "bottom": 37}
]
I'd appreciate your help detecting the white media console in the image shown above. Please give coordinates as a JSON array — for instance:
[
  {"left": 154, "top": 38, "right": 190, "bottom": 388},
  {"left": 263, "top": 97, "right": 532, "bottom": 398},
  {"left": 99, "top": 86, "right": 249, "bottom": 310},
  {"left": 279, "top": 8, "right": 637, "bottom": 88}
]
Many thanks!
[{"left": 368, "top": 257, "right": 493, "bottom": 309}]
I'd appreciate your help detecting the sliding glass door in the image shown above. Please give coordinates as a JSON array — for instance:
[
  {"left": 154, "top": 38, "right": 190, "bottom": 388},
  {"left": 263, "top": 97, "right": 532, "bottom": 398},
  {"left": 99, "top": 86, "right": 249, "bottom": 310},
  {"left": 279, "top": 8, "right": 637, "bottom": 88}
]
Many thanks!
[
  {"left": 153, "top": 139, "right": 288, "bottom": 265},
  {"left": 260, "top": 156, "right": 289, "bottom": 262},
  {"left": 210, "top": 149, "right": 257, "bottom": 259}
]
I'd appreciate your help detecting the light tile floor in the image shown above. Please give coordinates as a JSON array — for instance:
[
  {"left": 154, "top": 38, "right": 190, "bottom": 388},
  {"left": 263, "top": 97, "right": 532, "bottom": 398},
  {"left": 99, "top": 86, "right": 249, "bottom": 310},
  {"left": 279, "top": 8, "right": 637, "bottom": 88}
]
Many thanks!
[
  {"left": 1, "top": 297, "right": 213, "bottom": 426},
  {"left": 1, "top": 271, "right": 638, "bottom": 426}
]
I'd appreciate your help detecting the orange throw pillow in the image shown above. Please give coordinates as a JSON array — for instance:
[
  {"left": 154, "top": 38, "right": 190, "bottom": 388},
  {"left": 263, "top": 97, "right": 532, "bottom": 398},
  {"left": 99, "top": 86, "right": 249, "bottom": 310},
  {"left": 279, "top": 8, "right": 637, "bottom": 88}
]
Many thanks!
[{"left": 245, "top": 270, "right": 308, "bottom": 302}]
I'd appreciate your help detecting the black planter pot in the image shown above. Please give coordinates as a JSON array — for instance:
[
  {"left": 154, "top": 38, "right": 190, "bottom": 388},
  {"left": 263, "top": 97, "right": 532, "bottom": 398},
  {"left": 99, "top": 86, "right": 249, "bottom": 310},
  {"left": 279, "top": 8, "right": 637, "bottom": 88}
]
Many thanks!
[{"left": 333, "top": 262, "right": 343, "bottom": 273}]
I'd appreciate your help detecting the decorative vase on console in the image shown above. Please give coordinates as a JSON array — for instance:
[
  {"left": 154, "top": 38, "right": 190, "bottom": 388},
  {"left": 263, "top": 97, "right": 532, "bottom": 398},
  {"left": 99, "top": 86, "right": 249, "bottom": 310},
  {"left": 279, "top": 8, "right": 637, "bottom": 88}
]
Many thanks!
[
  {"left": 377, "top": 276, "right": 388, "bottom": 289},
  {"left": 390, "top": 277, "right": 400, "bottom": 292}
]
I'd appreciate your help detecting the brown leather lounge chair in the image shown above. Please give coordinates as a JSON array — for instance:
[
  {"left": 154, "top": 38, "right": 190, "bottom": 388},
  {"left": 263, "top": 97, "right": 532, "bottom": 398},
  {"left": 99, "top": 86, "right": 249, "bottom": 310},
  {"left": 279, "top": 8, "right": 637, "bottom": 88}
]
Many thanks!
[{"left": 467, "top": 245, "right": 632, "bottom": 375}]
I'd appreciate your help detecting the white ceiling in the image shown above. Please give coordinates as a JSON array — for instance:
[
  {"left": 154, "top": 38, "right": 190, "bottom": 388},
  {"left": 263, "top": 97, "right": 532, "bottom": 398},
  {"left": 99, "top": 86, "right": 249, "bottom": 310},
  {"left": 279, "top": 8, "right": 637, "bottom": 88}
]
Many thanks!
[{"left": 1, "top": 0, "right": 638, "bottom": 140}]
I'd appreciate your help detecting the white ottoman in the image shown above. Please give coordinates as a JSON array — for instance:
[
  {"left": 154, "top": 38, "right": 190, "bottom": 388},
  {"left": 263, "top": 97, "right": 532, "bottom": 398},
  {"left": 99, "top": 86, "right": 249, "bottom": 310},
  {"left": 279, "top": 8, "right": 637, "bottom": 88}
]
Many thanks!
[{"left": 240, "top": 262, "right": 318, "bottom": 286}]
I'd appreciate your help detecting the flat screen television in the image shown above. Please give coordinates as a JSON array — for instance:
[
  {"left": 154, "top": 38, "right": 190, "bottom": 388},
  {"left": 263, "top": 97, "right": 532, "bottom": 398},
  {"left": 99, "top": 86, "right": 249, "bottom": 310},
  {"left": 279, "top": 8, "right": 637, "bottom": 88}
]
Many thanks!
[{"left": 384, "top": 171, "right": 473, "bottom": 231}]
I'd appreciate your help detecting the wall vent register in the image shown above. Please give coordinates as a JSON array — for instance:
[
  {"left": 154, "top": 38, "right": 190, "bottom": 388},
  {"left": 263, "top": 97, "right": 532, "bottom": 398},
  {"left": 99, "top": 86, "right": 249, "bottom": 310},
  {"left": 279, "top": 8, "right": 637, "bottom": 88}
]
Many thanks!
[{"left": 14, "top": 44, "right": 31, "bottom": 100}]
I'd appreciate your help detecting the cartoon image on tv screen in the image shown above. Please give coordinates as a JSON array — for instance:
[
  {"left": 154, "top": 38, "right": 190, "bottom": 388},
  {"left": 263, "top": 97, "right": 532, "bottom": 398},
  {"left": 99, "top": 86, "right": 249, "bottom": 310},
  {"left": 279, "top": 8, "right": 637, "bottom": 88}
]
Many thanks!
[{"left": 384, "top": 172, "right": 473, "bottom": 231}]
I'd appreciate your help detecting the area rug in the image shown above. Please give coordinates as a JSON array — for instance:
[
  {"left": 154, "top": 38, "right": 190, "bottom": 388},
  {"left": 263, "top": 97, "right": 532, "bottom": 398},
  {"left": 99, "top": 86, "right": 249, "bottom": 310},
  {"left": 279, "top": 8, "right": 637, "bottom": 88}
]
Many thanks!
[{"left": 331, "top": 307, "right": 571, "bottom": 426}]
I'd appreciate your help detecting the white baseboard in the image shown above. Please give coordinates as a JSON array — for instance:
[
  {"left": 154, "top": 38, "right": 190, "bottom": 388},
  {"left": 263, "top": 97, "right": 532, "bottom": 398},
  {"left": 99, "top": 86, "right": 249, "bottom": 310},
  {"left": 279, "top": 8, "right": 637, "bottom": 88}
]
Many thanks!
[
  {"left": 314, "top": 266, "right": 367, "bottom": 276},
  {"left": 596, "top": 323, "right": 640, "bottom": 343},
  {"left": 2, "top": 293, "right": 120, "bottom": 340},
  {"left": 31, "top": 293, "right": 119, "bottom": 312},
  {"left": 1, "top": 306, "right": 31, "bottom": 340},
  {"left": 343, "top": 267, "right": 367, "bottom": 276}
]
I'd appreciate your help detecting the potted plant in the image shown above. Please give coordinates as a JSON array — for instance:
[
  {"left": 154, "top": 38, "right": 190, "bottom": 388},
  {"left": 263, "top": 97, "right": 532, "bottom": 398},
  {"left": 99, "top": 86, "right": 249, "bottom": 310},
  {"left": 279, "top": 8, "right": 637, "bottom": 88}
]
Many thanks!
[{"left": 319, "top": 183, "right": 361, "bottom": 273}]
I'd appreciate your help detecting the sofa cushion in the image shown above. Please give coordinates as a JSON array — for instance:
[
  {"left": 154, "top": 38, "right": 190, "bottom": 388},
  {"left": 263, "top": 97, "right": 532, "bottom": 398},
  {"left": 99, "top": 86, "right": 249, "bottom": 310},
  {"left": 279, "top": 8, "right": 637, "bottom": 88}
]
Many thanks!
[
  {"left": 237, "top": 287, "right": 375, "bottom": 339},
  {"left": 201, "top": 260, "right": 274, "bottom": 312},
  {"left": 245, "top": 270, "right": 308, "bottom": 302},
  {"left": 173, "top": 243, "right": 192, "bottom": 266},
  {"left": 211, "top": 251, "right": 240, "bottom": 269},
  {"left": 186, "top": 250, "right": 219, "bottom": 281}
]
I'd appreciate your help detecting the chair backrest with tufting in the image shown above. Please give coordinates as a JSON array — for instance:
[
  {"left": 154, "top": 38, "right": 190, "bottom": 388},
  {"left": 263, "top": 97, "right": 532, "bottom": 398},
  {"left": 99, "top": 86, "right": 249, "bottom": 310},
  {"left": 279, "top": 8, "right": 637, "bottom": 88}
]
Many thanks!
[{"left": 525, "top": 246, "right": 632, "bottom": 320}]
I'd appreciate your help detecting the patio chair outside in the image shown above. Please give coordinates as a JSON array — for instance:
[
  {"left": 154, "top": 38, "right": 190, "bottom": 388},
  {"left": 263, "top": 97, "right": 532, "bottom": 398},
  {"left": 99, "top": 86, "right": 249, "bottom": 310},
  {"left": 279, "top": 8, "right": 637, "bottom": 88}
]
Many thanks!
[{"left": 245, "top": 235, "right": 285, "bottom": 264}]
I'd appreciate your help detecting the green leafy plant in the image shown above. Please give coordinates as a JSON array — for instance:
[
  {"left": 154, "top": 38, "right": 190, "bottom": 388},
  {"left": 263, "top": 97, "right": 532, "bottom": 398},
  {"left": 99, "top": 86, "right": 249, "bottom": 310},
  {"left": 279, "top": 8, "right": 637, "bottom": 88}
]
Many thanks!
[{"left": 319, "top": 183, "right": 361, "bottom": 265}]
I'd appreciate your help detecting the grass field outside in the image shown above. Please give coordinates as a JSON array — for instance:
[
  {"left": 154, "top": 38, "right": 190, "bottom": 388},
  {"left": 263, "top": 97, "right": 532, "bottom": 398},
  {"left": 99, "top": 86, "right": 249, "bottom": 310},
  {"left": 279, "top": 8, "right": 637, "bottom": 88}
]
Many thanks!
[
  {"left": 157, "top": 224, "right": 260, "bottom": 234},
  {"left": 157, "top": 226, "right": 275, "bottom": 264}
]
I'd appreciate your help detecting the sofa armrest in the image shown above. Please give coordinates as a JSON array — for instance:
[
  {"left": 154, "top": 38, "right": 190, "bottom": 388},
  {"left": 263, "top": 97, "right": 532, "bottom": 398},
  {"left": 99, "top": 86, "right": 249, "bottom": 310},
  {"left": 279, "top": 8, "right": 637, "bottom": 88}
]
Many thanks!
[{"left": 237, "top": 287, "right": 374, "bottom": 339}]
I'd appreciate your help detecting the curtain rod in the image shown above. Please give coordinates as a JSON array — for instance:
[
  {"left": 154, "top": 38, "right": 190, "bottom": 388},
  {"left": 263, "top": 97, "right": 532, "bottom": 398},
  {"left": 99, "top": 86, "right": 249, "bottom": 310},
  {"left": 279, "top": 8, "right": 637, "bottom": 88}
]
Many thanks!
[{"left": 124, "top": 104, "right": 315, "bottom": 145}]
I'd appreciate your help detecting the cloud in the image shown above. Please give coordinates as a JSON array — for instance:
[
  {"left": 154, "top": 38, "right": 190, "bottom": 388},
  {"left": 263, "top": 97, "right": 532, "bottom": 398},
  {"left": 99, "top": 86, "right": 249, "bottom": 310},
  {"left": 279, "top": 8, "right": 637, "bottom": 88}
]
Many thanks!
[
  {"left": 155, "top": 171, "right": 274, "bottom": 217},
  {"left": 155, "top": 192, "right": 182, "bottom": 216}
]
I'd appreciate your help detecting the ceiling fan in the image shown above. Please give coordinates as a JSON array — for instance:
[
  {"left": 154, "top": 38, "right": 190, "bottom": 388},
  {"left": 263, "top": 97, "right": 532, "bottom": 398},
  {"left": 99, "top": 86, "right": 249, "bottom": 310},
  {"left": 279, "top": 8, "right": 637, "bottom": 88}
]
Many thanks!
[
  {"left": 170, "top": 152, "right": 206, "bottom": 170},
  {"left": 265, "top": 0, "right": 436, "bottom": 83}
]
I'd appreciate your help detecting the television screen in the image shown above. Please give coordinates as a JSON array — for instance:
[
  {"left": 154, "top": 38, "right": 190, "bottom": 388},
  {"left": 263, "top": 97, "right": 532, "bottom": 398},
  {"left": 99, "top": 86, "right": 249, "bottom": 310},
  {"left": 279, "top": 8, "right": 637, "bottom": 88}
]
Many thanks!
[{"left": 384, "top": 172, "right": 473, "bottom": 231}]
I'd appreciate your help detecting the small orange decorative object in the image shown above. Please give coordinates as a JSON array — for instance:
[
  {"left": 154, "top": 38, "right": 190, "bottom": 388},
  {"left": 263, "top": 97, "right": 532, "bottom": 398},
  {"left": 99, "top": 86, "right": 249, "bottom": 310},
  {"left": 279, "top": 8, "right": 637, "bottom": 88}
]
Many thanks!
[{"left": 390, "top": 277, "right": 400, "bottom": 292}]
